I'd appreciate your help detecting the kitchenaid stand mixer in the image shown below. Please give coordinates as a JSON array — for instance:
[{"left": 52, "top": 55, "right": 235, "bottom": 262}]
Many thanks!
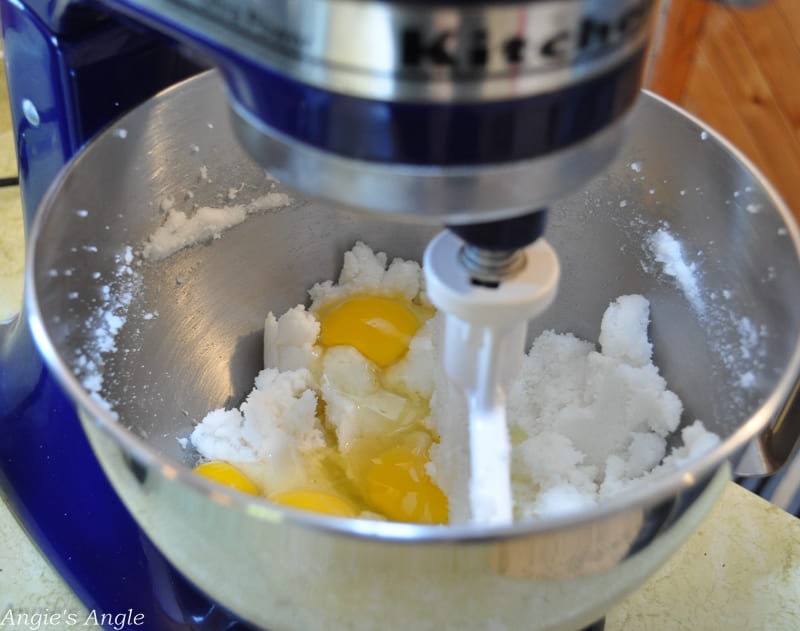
[{"left": 2, "top": 1, "right": 798, "bottom": 630}]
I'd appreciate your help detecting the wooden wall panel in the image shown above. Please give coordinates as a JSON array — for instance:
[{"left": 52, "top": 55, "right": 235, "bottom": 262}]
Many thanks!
[
  {"left": 700, "top": 7, "right": 800, "bottom": 212},
  {"left": 682, "top": 48, "right": 769, "bottom": 165},
  {"left": 646, "top": 0, "right": 708, "bottom": 101},
  {"left": 775, "top": 0, "right": 800, "bottom": 28},
  {"left": 729, "top": 3, "right": 800, "bottom": 148},
  {"left": 651, "top": 1, "right": 800, "bottom": 219}
]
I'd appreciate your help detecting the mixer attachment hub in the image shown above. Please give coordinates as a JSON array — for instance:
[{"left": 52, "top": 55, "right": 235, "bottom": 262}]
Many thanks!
[
  {"left": 459, "top": 246, "right": 525, "bottom": 288},
  {"left": 449, "top": 209, "right": 549, "bottom": 286}
]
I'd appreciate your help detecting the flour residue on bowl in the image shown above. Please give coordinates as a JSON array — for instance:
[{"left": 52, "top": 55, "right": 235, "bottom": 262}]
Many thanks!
[
  {"left": 74, "top": 184, "right": 291, "bottom": 412},
  {"left": 649, "top": 228, "right": 706, "bottom": 316},
  {"left": 72, "top": 245, "right": 141, "bottom": 412},
  {"left": 142, "top": 191, "right": 292, "bottom": 260},
  {"left": 646, "top": 225, "right": 767, "bottom": 396}
]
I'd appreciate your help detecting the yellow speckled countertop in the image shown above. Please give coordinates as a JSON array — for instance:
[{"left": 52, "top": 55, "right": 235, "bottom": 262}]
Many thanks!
[
  {"left": 0, "top": 45, "right": 22, "bottom": 323},
  {"left": 1, "top": 28, "right": 800, "bottom": 631}
]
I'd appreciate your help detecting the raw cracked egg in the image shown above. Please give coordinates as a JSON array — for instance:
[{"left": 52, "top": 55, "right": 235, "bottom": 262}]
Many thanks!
[
  {"left": 270, "top": 489, "right": 359, "bottom": 518},
  {"left": 312, "top": 289, "right": 445, "bottom": 522},
  {"left": 364, "top": 433, "right": 448, "bottom": 525},
  {"left": 193, "top": 461, "right": 260, "bottom": 496},
  {"left": 190, "top": 243, "right": 449, "bottom": 525},
  {"left": 317, "top": 293, "right": 428, "bottom": 367}
]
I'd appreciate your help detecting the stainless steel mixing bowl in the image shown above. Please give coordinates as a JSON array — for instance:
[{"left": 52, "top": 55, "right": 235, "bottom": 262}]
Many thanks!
[{"left": 27, "top": 71, "right": 800, "bottom": 630}]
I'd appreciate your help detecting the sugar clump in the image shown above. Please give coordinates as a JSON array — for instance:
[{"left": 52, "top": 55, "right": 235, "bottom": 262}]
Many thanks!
[{"left": 142, "top": 192, "right": 292, "bottom": 260}]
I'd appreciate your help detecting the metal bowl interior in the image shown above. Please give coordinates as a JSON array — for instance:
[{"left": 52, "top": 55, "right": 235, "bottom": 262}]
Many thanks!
[{"left": 26, "top": 71, "right": 800, "bottom": 629}]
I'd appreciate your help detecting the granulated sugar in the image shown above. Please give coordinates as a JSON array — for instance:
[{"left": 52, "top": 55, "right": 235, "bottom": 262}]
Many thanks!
[
  {"left": 647, "top": 225, "right": 766, "bottom": 400},
  {"left": 142, "top": 191, "right": 292, "bottom": 260},
  {"left": 506, "top": 294, "right": 717, "bottom": 520},
  {"left": 72, "top": 185, "right": 291, "bottom": 411},
  {"left": 72, "top": 245, "right": 141, "bottom": 412},
  {"left": 650, "top": 228, "right": 706, "bottom": 316}
]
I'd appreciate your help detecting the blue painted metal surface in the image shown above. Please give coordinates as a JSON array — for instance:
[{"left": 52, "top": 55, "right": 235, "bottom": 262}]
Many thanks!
[{"left": 0, "top": 1, "right": 253, "bottom": 628}]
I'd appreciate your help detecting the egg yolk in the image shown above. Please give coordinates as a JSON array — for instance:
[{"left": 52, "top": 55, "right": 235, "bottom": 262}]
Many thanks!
[
  {"left": 318, "top": 295, "right": 423, "bottom": 367},
  {"left": 271, "top": 489, "right": 359, "bottom": 518},
  {"left": 365, "top": 446, "right": 449, "bottom": 524},
  {"left": 194, "top": 461, "right": 260, "bottom": 495}
]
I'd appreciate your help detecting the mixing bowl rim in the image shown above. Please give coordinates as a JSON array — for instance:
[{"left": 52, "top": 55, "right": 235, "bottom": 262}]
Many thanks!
[{"left": 24, "top": 71, "right": 800, "bottom": 543}]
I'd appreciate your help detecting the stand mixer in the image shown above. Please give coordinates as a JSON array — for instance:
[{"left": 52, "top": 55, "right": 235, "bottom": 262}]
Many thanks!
[{"left": 2, "top": 1, "right": 799, "bottom": 630}]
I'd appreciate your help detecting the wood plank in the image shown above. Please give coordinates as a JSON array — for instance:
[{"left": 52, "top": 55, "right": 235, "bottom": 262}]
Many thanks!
[
  {"left": 728, "top": 3, "right": 800, "bottom": 143},
  {"left": 681, "top": 46, "right": 769, "bottom": 166},
  {"left": 645, "top": 0, "right": 708, "bottom": 101},
  {"left": 774, "top": 0, "right": 800, "bottom": 32},
  {"left": 692, "top": 5, "right": 800, "bottom": 215}
]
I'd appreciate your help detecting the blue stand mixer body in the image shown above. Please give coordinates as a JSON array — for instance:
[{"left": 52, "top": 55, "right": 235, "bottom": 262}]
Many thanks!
[
  {"left": 0, "top": 2, "right": 255, "bottom": 626},
  {"left": 0, "top": 1, "right": 651, "bottom": 627}
]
